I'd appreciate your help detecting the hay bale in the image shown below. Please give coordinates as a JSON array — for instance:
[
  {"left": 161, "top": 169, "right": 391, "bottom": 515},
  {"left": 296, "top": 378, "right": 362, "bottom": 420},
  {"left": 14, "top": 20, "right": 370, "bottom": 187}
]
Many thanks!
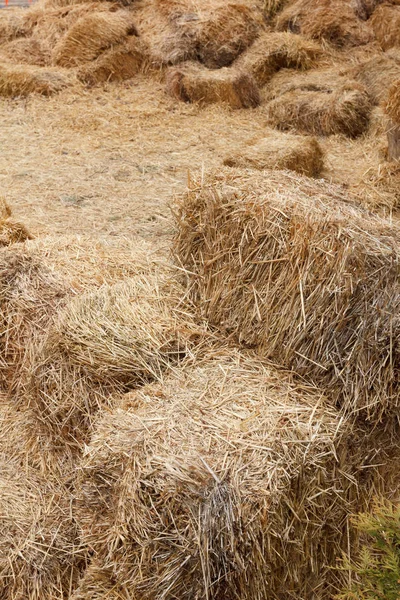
[
  {"left": 0, "top": 8, "right": 34, "bottom": 44},
  {"left": 70, "top": 563, "right": 128, "bottom": 600},
  {"left": 276, "top": 0, "right": 373, "bottom": 47},
  {"left": 77, "top": 36, "right": 147, "bottom": 85},
  {"left": 75, "top": 349, "right": 372, "bottom": 599},
  {"left": 223, "top": 131, "right": 324, "bottom": 176},
  {"left": 173, "top": 169, "right": 400, "bottom": 424},
  {"left": 234, "top": 31, "right": 322, "bottom": 87},
  {"left": 263, "top": 0, "right": 289, "bottom": 18},
  {"left": 351, "top": 0, "right": 382, "bottom": 20},
  {"left": 166, "top": 63, "right": 260, "bottom": 109},
  {"left": 371, "top": 4, "right": 400, "bottom": 51},
  {"left": 52, "top": 10, "right": 138, "bottom": 68},
  {"left": 349, "top": 52, "right": 400, "bottom": 104},
  {"left": 385, "top": 79, "right": 400, "bottom": 159},
  {"left": 265, "top": 70, "right": 372, "bottom": 137},
  {"left": 0, "top": 64, "right": 73, "bottom": 97},
  {"left": 0, "top": 37, "right": 49, "bottom": 67},
  {"left": 0, "top": 454, "right": 84, "bottom": 600},
  {"left": 352, "top": 162, "right": 400, "bottom": 209}
]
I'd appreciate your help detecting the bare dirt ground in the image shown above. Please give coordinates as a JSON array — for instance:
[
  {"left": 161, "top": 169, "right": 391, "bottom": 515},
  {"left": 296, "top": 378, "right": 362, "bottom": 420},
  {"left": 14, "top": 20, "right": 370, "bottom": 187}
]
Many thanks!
[{"left": 0, "top": 74, "right": 385, "bottom": 254}]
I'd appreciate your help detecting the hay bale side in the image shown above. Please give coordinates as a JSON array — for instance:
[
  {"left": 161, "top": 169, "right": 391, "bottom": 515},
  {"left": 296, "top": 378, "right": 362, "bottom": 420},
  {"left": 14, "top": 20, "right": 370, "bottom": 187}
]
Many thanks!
[
  {"left": 77, "top": 36, "right": 147, "bottom": 85},
  {"left": 0, "top": 64, "right": 73, "bottom": 97},
  {"left": 223, "top": 132, "right": 324, "bottom": 176},
  {"left": 52, "top": 10, "right": 137, "bottom": 68},
  {"left": 173, "top": 169, "right": 400, "bottom": 424},
  {"left": 166, "top": 63, "right": 260, "bottom": 109},
  {"left": 265, "top": 78, "right": 372, "bottom": 137},
  {"left": 234, "top": 31, "right": 322, "bottom": 87},
  {"left": 349, "top": 54, "right": 400, "bottom": 104},
  {"left": 75, "top": 350, "right": 374, "bottom": 599},
  {"left": 0, "top": 454, "right": 85, "bottom": 600},
  {"left": 371, "top": 4, "right": 400, "bottom": 51}
]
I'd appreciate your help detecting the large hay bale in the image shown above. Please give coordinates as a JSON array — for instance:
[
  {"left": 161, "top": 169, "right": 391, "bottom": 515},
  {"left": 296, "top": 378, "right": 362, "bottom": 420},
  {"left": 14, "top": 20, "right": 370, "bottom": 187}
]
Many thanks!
[
  {"left": 0, "top": 64, "right": 73, "bottom": 97},
  {"left": 234, "top": 31, "right": 322, "bottom": 87},
  {"left": 0, "top": 454, "right": 84, "bottom": 600},
  {"left": 352, "top": 162, "right": 400, "bottom": 210},
  {"left": 166, "top": 63, "right": 260, "bottom": 108},
  {"left": 76, "top": 349, "right": 371, "bottom": 599},
  {"left": 370, "top": 4, "right": 400, "bottom": 51},
  {"left": 77, "top": 35, "right": 148, "bottom": 85},
  {"left": 52, "top": 10, "right": 137, "bottom": 68},
  {"left": 349, "top": 52, "right": 400, "bottom": 104},
  {"left": 223, "top": 131, "right": 324, "bottom": 176},
  {"left": 173, "top": 169, "right": 400, "bottom": 424},
  {"left": 276, "top": 0, "right": 372, "bottom": 47},
  {"left": 265, "top": 70, "right": 372, "bottom": 137}
]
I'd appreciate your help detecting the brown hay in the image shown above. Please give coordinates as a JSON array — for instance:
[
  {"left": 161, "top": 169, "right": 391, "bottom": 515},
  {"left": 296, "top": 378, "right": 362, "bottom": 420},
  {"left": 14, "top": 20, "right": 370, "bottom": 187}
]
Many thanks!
[
  {"left": 351, "top": 0, "right": 382, "bottom": 20},
  {"left": 371, "top": 4, "right": 400, "bottom": 51},
  {"left": 0, "top": 64, "right": 74, "bottom": 97},
  {"left": 77, "top": 36, "right": 148, "bottom": 85},
  {"left": 173, "top": 169, "right": 400, "bottom": 425},
  {"left": 0, "top": 454, "right": 84, "bottom": 600},
  {"left": 352, "top": 162, "right": 400, "bottom": 210},
  {"left": 385, "top": 78, "right": 400, "bottom": 124},
  {"left": 223, "top": 131, "right": 324, "bottom": 176},
  {"left": 52, "top": 10, "right": 137, "bottom": 68},
  {"left": 276, "top": 0, "right": 373, "bottom": 47},
  {"left": 234, "top": 31, "right": 322, "bottom": 86},
  {"left": 0, "top": 199, "right": 33, "bottom": 246},
  {"left": 265, "top": 70, "right": 372, "bottom": 137},
  {"left": 0, "top": 7, "right": 34, "bottom": 44},
  {"left": 75, "top": 349, "right": 371, "bottom": 599},
  {"left": 0, "top": 37, "right": 49, "bottom": 67},
  {"left": 349, "top": 53, "right": 400, "bottom": 104},
  {"left": 166, "top": 63, "right": 260, "bottom": 109},
  {"left": 263, "top": 0, "right": 289, "bottom": 18}
]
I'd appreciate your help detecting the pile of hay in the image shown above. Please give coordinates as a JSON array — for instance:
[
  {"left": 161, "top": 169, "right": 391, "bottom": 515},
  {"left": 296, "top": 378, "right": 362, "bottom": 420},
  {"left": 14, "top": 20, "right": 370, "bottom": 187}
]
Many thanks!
[
  {"left": 0, "top": 63, "right": 73, "bottom": 97},
  {"left": 166, "top": 63, "right": 260, "bottom": 108},
  {"left": 173, "top": 169, "right": 400, "bottom": 424},
  {"left": 276, "top": 0, "right": 373, "bottom": 47},
  {"left": 264, "top": 69, "right": 372, "bottom": 137},
  {"left": 223, "top": 131, "right": 324, "bottom": 176},
  {"left": 370, "top": 4, "right": 400, "bottom": 51},
  {"left": 349, "top": 50, "right": 400, "bottom": 104},
  {"left": 352, "top": 162, "right": 400, "bottom": 210},
  {"left": 351, "top": 0, "right": 382, "bottom": 21},
  {"left": 76, "top": 349, "right": 368, "bottom": 599},
  {"left": 234, "top": 31, "right": 322, "bottom": 87},
  {"left": 0, "top": 199, "right": 33, "bottom": 247},
  {"left": 385, "top": 78, "right": 400, "bottom": 160},
  {"left": 0, "top": 453, "right": 84, "bottom": 600}
]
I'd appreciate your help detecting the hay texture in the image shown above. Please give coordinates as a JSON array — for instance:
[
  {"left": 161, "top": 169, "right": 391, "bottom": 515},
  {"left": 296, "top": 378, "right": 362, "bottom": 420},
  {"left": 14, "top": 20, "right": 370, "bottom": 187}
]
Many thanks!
[
  {"left": 223, "top": 131, "right": 324, "bottom": 176},
  {"left": 349, "top": 52, "right": 400, "bottom": 104},
  {"left": 371, "top": 4, "right": 400, "bottom": 51},
  {"left": 166, "top": 63, "right": 260, "bottom": 108},
  {"left": 0, "top": 64, "right": 73, "bottom": 97},
  {"left": 276, "top": 0, "right": 372, "bottom": 47},
  {"left": 173, "top": 169, "right": 400, "bottom": 424},
  {"left": 352, "top": 162, "right": 400, "bottom": 210},
  {"left": 0, "top": 454, "right": 84, "bottom": 600},
  {"left": 265, "top": 70, "right": 372, "bottom": 137},
  {"left": 76, "top": 349, "right": 364, "bottom": 600},
  {"left": 385, "top": 79, "right": 400, "bottom": 159},
  {"left": 234, "top": 31, "right": 322, "bottom": 87},
  {"left": 0, "top": 199, "right": 33, "bottom": 247},
  {"left": 351, "top": 0, "right": 382, "bottom": 20},
  {"left": 52, "top": 10, "right": 137, "bottom": 67}
]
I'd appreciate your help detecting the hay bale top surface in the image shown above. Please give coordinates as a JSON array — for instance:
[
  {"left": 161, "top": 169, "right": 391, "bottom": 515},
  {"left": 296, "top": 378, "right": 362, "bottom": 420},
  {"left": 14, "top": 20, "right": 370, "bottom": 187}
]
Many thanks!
[{"left": 0, "top": 63, "right": 74, "bottom": 97}]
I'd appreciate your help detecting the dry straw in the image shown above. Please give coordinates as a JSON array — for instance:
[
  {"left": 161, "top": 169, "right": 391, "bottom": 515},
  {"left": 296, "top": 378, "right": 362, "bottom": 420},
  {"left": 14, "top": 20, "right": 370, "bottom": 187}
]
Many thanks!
[
  {"left": 0, "top": 198, "right": 33, "bottom": 247},
  {"left": 234, "top": 31, "right": 322, "bottom": 87},
  {"left": 0, "top": 64, "right": 73, "bottom": 97},
  {"left": 76, "top": 348, "right": 365, "bottom": 599},
  {"left": 265, "top": 69, "right": 372, "bottom": 137},
  {"left": 223, "top": 131, "right": 324, "bottom": 176},
  {"left": 166, "top": 63, "right": 260, "bottom": 108},
  {"left": 173, "top": 168, "right": 400, "bottom": 425},
  {"left": 352, "top": 162, "right": 400, "bottom": 210},
  {"left": 349, "top": 52, "right": 400, "bottom": 104},
  {"left": 351, "top": 0, "right": 382, "bottom": 20},
  {"left": 385, "top": 78, "right": 400, "bottom": 159},
  {"left": 370, "top": 4, "right": 400, "bottom": 51}
]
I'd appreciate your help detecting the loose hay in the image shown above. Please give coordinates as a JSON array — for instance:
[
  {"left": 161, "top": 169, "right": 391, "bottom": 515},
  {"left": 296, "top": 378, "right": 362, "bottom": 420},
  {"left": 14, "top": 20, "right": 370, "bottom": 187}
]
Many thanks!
[
  {"left": 166, "top": 63, "right": 260, "bottom": 108},
  {"left": 223, "top": 131, "right": 324, "bottom": 176},
  {"left": 0, "top": 64, "right": 73, "bottom": 97},
  {"left": 349, "top": 52, "right": 400, "bottom": 104},
  {"left": 52, "top": 10, "right": 138, "bottom": 68},
  {"left": 0, "top": 454, "right": 84, "bottom": 600},
  {"left": 351, "top": 0, "right": 382, "bottom": 20},
  {"left": 234, "top": 31, "right": 322, "bottom": 87},
  {"left": 76, "top": 349, "right": 369, "bottom": 600},
  {"left": 265, "top": 70, "right": 372, "bottom": 137},
  {"left": 352, "top": 162, "right": 400, "bottom": 210},
  {"left": 173, "top": 169, "right": 400, "bottom": 424},
  {"left": 371, "top": 4, "right": 400, "bottom": 51},
  {"left": 0, "top": 37, "right": 49, "bottom": 67},
  {"left": 385, "top": 79, "right": 400, "bottom": 159},
  {"left": 0, "top": 199, "right": 33, "bottom": 247}
]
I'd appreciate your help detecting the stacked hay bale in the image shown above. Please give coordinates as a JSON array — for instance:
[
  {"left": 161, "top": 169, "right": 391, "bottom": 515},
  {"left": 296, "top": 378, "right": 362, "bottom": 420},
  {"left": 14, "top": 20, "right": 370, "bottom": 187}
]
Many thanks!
[
  {"left": 75, "top": 349, "right": 372, "bottom": 599},
  {"left": 349, "top": 50, "right": 400, "bottom": 104},
  {"left": 370, "top": 4, "right": 400, "bottom": 51},
  {"left": 173, "top": 169, "right": 400, "bottom": 426}
]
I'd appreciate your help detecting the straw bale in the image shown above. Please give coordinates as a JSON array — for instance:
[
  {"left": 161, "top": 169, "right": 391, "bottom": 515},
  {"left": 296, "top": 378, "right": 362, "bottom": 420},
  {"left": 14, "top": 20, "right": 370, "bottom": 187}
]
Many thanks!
[
  {"left": 52, "top": 11, "right": 138, "bottom": 68},
  {"left": 263, "top": 0, "right": 289, "bottom": 18},
  {"left": 77, "top": 36, "right": 148, "bottom": 86},
  {"left": 0, "top": 64, "right": 73, "bottom": 97},
  {"left": 352, "top": 162, "right": 400, "bottom": 210},
  {"left": 265, "top": 70, "right": 372, "bottom": 137},
  {"left": 0, "top": 37, "right": 49, "bottom": 67},
  {"left": 76, "top": 349, "right": 368, "bottom": 599},
  {"left": 349, "top": 53, "right": 400, "bottom": 104},
  {"left": 173, "top": 169, "right": 400, "bottom": 424},
  {"left": 351, "top": 0, "right": 382, "bottom": 20},
  {"left": 234, "top": 31, "right": 322, "bottom": 87},
  {"left": 276, "top": 0, "right": 373, "bottom": 47},
  {"left": 371, "top": 4, "right": 400, "bottom": 51},
  {"left": 166, "top": 63, "right": 260, "bottom": 109},
  {"left": 386, "top": 78, "right": 400, "bottom": 124},
  {"left": 0, "top": 8, "right": 35, "bottom": 44},
  {"left": 223, "top": 131, "right": 324, "bottom": 176},
  {"left": 70, "top": 563, "right": 129, "bottom": 600},
  {"left": 0, "top": 454, "right": 84, "bottom": 600}
]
